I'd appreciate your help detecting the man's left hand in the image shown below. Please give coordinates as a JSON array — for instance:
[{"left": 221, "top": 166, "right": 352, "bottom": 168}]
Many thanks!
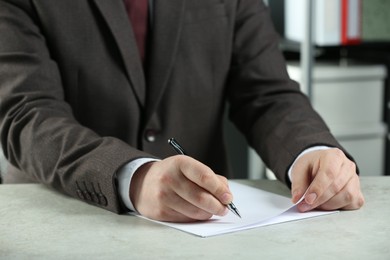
[{"left": 291, "top": 148, "right": 365, "bottom": 212}]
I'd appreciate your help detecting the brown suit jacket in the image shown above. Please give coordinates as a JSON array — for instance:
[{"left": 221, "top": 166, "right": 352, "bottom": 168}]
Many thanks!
[{"left": 0, "top": 0, "right": 346, "bottom": 213}]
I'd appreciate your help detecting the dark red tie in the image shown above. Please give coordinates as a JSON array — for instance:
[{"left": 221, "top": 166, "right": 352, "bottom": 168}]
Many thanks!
[{"left": 124, "top": 0, "right": 149, "bottom": 63}]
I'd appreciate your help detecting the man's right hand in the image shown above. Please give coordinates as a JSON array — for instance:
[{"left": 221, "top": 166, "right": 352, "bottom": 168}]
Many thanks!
[{"left": 129, "top": 155, "right": 233, "bottom": 222}]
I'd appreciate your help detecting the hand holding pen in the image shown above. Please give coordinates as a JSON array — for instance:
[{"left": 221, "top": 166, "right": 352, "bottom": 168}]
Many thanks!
[
  {"left": 168, "top": 138, "right": 241, "bottom": 218},
  {"left": 129, "top": 140, "right": 240, "bottom": 222}
]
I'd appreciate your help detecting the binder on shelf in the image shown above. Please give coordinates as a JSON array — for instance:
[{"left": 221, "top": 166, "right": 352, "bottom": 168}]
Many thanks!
[
  {"left": 285, "top": 0, "right": 361, "bottom": 46},
  {"left": 341, "top": 0, "right": 362, "bottom": 45}
]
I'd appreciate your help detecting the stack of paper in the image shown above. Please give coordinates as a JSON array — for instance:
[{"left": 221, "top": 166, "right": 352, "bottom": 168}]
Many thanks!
[{"left": 131, "top": 181, "right": 337, "bottom": 237}]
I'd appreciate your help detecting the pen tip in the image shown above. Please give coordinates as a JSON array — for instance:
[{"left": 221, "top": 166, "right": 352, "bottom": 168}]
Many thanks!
[{"left": 227, "top": 202, "right": 241, "bottom": 218}]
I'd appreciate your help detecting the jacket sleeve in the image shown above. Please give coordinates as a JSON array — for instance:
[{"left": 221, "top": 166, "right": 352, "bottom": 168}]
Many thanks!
[
  {"left": 0, "top": 1, "right": 151, "bottom": 213},
  {"left": 226, "top": 0, "right": 351, "bottom": 185}
]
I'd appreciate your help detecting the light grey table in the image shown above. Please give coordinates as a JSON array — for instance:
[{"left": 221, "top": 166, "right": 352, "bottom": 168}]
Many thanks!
[{"left": 1, "top": 177, "right": 389, "bottom": 259}]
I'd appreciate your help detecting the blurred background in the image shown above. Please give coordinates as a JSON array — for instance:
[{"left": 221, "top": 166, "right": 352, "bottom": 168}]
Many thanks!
[{"left": 225, "top": 0, "right": 390, "bottom": 179}]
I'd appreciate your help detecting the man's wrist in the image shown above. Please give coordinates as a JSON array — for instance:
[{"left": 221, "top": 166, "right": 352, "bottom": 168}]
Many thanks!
[{"left": 117, "top": 158, "right": 160, "bottom": 211}]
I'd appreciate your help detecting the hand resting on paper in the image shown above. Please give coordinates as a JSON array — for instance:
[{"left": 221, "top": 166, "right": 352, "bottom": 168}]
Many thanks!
[
  {"left": 129, "top": 155, "right": 232, "bottom": 222},
  {"left": 291, "top": 148, "right": 365, "bottom": 212}
]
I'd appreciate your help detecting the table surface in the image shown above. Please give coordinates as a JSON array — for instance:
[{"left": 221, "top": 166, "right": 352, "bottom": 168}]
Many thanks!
[{"left": 1, "top": 177, "right": 389, "bottom": 259}]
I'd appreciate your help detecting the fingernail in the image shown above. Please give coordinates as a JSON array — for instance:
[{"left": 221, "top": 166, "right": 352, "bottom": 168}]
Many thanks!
[
  {"left": 300, "top": 202, "right": 311, "bottom": 212},
  {"left": 221, "top": 193, "right": 232, "bottom": 204},
  {"left": 305, "top": 193, "right": 317, "bottom": 204}
]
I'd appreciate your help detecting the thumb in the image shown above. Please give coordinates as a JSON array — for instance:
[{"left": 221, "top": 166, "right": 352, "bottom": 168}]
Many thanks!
[{"left": 290, "top": 157, "right": 312, "bottom": 204}]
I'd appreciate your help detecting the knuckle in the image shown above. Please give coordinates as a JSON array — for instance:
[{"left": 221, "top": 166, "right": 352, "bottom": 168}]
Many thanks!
[
  {"left": 171, "top": 154, "right": 187, "bottom": 169},
  {"left": 193, "top": 192, "right": 207, "bottom": 205},
  {"left": 173, "top": 154, "right": 185, "bottom": 162},
  {"left": 331, "top": 148, "right": 345, "bottom": 159},
  {"left": 198, "top": 169, "right": 212, "bottom": 184},
  {"left": 331, "top": 181, "right": 343, "bottom": 193},
  {"left": 156, "top": 189, "right": 168, "bottom": 202},
  {"left": 327, "top": 148, "right": 347, "bottom": 167},
  {"left": 347, "top": 160, "right": 357, "bottom": 172},
  {"left": 158, "top": 172, "right": 174, "bottom": 185},
  {"left": 218, "top": 175, "right": 228, "bottom": 185},
  {"left": 324, "top": 167, "right": 336, "bottom": 178},
  {"left": 357, "top": 196, "right": 365, "bottom": 208},
  {"left": 344, "top": 189, "right": 354, "bottom": 203}
]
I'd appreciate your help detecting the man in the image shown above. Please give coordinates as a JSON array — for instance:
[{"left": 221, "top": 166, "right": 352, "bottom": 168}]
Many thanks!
[{"left": 0, "top": 0, "right": 364, "bottom": 222}]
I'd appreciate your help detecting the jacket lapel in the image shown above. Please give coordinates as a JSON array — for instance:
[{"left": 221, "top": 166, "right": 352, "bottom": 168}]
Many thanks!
[
  {"left": 145, "top": 0, "right": 186, "bottom": 120},
  {"left": 93, "top": 0, "right": 146, "bottom": 107}
]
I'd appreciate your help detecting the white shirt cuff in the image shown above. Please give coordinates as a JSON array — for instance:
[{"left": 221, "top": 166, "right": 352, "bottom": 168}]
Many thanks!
[
  {"left": 288, "top": 146, "right": 332, "bottom": 182},
  {"left": 117, "top": 158, "right": 160, "bottom": 212}
]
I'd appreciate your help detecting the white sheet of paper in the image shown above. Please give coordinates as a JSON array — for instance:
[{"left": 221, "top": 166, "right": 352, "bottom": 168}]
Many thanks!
[{"left": 131, "top": 181, "right": 338, "bottom": 237}]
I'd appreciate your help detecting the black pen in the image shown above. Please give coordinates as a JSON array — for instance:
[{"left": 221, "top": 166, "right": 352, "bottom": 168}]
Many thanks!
[{"left": 168, "top": 138, "right": 241, "bottom": 218}]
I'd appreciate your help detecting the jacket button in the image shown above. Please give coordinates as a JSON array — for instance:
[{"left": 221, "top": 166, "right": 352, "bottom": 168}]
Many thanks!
[
  {"left": 83, "top": 190, "right": 92, "bottom": 201},
  {"left": 98, "top": 193, "right": 108, "bottom": 206},
  {"left": 77, "top": 189, "right": 85, "bottom": 200},
  {"left": 145, "top": 130, "right": 157, "bottom": 142},
  {"left": 91, "top": 192, "right": 99, "bottom": 204}
]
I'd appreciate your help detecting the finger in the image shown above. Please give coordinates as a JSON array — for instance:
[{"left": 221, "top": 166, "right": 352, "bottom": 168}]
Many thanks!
[
  {"left": 290, "top": 157, "right": 312, "bottom": 204},
  {"left": 151, "top": 206, "right": 208, "bottom": 223},
  {"left": 304, "top": 154, "right": 356, "bottom": 209},
  {"left": 163, "top": 193, "right": 215, "bottom": 222},
  {"left": 317, "top": 175, "right": 364, "bottom": 211},
  {"left": 142, "top": 170, "right": 215, "bottom": 222},
  {"left": 297, "top": 186, "right": 334, "bottom": 212},
  {"left": 311, "top": 168, "right": 354, "bottom": 209},
  {"left": 177, "top": 156, "right": 233, "bottom": 205},
  {"left": 173, "top": 174, "right": 229, "bottom": 217},
  {"left": 217, "top": 174, "right": 229, "bottom": 187}
]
